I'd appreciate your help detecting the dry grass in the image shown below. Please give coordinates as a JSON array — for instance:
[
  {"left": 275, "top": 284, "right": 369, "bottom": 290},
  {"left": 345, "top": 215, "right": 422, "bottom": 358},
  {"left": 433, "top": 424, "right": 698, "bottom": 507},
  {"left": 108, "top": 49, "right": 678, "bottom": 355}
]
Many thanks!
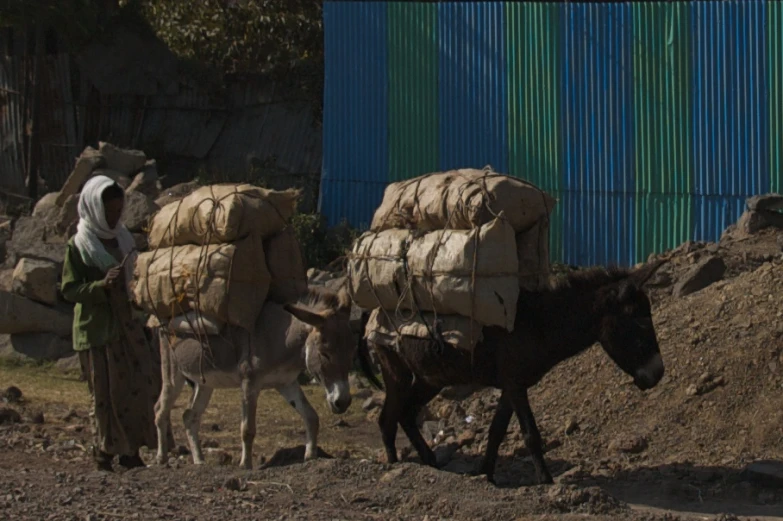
[{"left": 0, "top": 360, "right": 382, "bottom": 464}]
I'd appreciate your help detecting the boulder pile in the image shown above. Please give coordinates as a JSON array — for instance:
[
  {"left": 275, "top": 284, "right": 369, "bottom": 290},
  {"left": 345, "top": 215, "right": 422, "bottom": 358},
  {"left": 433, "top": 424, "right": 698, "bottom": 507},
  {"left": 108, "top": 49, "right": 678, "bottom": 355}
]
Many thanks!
[{"left": 0, "top": 142, "right": 199, "bottom": 364}]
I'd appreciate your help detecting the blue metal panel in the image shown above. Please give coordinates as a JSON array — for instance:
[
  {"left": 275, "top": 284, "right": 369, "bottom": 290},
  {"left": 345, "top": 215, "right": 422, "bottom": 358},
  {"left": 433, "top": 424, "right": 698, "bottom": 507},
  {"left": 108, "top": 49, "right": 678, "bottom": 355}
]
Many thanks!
[
  {"left": 563, "top": 2, "right": 635, "bottom": 267},
  {"left": 691, "top": 0, "right": 768, "bottom": 242},
  {"left": 437, "top": 2, "right": 508, "bottom": 173},
  {"left": 320, "top": 1, "right": 389, "bottom": 228}
]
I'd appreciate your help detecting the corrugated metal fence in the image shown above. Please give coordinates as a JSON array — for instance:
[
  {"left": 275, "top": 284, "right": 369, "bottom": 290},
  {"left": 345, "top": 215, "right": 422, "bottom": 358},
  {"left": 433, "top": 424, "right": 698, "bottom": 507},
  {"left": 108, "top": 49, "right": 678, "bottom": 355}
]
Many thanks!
[{"left": 321, "top": 0, "right": 783, "bottom": 267}]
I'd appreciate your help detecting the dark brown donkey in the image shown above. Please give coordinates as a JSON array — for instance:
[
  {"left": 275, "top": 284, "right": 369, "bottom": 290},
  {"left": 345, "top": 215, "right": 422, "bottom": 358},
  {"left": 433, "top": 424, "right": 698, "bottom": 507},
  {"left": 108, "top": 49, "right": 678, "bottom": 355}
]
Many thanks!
[{"left": 362, "top": 261, "right": 666, "bottom": 485}]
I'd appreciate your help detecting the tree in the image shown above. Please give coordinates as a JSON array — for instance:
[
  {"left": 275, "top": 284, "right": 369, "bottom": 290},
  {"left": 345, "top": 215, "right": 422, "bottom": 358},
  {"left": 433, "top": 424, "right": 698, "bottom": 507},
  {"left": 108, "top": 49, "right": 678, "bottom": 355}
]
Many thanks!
[{"left": 126, "top": 0, "right": 324, "bottom": 109}]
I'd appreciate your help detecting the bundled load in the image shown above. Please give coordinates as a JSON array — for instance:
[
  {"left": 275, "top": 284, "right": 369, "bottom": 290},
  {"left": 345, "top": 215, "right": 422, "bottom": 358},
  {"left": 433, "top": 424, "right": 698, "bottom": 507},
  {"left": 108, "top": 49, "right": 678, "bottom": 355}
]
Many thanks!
[
  {"left": 133, "top": 183, "right": 308, "bottom": 333},
  {"left": 349, "top": 217, "right": 518, "bottom": 330},
  {"left": 351, "top": 167, "right": 555, "bottom": 352}
]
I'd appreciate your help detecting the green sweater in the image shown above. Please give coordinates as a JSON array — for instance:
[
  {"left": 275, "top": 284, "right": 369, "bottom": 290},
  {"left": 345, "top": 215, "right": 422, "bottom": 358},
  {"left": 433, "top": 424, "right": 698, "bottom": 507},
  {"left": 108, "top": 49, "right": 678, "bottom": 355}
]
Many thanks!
[{"left": 61, "top": 240, "right": 120, "bottom": 351}]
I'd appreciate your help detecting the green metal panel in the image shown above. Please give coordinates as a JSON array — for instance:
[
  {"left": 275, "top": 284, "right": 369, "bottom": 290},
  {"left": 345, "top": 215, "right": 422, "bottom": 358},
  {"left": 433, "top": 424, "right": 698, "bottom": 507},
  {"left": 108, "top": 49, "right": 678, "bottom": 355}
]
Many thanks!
[
  {"left": 506, "top": 2, "right": 564, "bottom": 263},
  {"left": 772, "top": 1, "right": 783, "bottom": 193},
  {"left": 387, "top": 2, "right": 439, "bottom": 182},
  {"left": 633, "top": 2, "right": 692, "bottom": 262}
]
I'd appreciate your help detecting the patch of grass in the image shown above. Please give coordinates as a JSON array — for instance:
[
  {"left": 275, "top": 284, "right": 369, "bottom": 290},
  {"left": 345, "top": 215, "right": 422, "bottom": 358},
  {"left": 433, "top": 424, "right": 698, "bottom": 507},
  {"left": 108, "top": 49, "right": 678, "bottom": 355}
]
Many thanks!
[
  {"left": 0, "top": 361, "right": 89, "bottom": 412},
  {"left": 0, "top": 363, "right": 382, "bottom": 462}
]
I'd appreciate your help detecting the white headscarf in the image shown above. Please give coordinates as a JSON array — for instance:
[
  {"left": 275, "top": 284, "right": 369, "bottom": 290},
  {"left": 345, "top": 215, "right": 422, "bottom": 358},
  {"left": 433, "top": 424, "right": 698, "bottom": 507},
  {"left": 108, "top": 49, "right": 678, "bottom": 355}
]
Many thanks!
[{"left": 73, "top": 175, "right": 136, "bottom": 290}]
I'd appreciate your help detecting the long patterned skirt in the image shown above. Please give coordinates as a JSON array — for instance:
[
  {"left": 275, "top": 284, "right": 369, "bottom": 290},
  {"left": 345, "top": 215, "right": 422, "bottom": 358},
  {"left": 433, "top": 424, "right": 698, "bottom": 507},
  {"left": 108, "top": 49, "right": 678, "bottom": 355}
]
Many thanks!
[{"left": 78, "top": 287, "right": 161, "bottom": 459}]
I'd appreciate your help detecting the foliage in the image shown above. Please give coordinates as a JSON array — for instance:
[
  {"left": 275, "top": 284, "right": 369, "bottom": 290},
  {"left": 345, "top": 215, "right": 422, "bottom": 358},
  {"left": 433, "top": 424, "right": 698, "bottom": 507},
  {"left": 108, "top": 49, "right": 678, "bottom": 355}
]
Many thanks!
[
  {"left": 290, "top": 213, "right": 358, "bottom": 270},
  {"left": 123, "top": 0, "right": 324, "bottom": 110}
]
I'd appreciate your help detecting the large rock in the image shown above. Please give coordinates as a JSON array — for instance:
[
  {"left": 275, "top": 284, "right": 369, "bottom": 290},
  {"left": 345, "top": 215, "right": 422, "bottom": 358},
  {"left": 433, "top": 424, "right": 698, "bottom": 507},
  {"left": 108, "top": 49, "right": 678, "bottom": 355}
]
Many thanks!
[
  {"left": 127, "top": 160, "right": 161, "bottom": 199},
  {"left": 5, "top": 216, "right": 67, "bottom": 269},
  {"left": 7, "top": 332, "right": 72, "bottom": 361},
  {"left": 12, "top": 258, "right": 58, "bottom": 306},
  {"left": 0, "top": 291, "right": 72, "bottom": 336},
  {"left": 747, "top": 194, "right": 783, "bottom": 212},
  {"left": 154, "top": 181, "right": 199, "bottom": 207},
  {"left": 123, "top": 191, "right": 159, "bottom": 233},
  {"left": 56, "top": 194, "right": 79, "bottom": 237},
  {"left": 55, "top": 353, "right": 82, "bottom": 373},
  {"left": 98, "top": 142, "right": 146, "bottom": 175},
  {"left": 673, "top": 255, "right": 727, "bottom": 298},
  {"left": 91, "top": 168, "right": 131, "bottom": 189},
  {"left": 32, "top": 192, "right": 60, "bottom": 221},
  {"left": 56, "top": 146, "right": 104, "bottom": 207},
  {"left": 736, "top": 209, "right": 783, "bottom": 236}
]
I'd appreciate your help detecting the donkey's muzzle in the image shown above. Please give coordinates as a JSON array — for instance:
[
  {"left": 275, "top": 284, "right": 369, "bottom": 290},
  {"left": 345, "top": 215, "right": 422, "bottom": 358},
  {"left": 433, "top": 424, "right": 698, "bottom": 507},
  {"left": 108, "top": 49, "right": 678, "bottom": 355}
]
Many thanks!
[{"left": 634, "top": 353, "right": 664, "bottom": 390}]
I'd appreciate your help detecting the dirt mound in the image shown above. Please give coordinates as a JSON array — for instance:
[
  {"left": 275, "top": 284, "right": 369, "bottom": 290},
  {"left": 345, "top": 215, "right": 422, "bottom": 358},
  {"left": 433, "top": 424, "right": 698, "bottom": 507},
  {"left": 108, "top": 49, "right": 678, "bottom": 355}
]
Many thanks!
[{"left": 413, "top": 227, "right": 783, "bottom": 488}]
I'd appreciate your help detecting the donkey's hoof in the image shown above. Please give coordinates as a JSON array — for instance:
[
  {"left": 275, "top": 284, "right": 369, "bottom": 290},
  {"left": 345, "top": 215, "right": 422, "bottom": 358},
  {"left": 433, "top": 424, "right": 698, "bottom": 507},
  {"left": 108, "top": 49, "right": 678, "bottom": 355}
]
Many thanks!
[{"left": 304, "top": 447, "right": 318, "bottom": 462}]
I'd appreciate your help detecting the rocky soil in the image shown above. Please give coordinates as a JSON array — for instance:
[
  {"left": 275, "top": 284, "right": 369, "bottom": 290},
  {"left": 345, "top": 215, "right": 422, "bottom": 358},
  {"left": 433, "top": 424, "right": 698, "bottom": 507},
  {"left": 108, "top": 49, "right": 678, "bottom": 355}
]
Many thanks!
[{"left": 2, "top": 187, "right": 783, "bottom": 519}]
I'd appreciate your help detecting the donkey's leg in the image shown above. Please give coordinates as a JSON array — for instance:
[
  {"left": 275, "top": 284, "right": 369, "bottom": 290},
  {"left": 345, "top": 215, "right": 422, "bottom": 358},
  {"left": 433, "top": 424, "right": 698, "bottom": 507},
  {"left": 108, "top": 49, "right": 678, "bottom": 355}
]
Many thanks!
[
  {"left": 478, "top": 392, "right": 514, "bottom": 483},
  {"left": 277, "top": 381, "right": 320, "bottom": 461},
  {"left": 239, "top": 380, "right": 259, "bottom": 470},
  {"left": 154, "top": 336, "right": 186, "bottom": 466},
  {"left": 507, "top": 387, "right": 553, "bottom": 485},
  {"left": 374, "top": 351, "right": 408, "bottom": 464},
  {"left": 398, "top": 380, "right": 440, "bottom": 468},
  {"left": 182, "top": 384, "right": 214, "bottom": 465}
]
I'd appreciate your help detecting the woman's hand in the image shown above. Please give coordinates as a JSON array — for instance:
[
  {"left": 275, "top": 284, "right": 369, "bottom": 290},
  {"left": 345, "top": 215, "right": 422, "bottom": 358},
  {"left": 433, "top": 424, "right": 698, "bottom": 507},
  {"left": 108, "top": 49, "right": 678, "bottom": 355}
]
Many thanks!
[{"left": 104, "top": 266, "right": 123, "bottom": 288}]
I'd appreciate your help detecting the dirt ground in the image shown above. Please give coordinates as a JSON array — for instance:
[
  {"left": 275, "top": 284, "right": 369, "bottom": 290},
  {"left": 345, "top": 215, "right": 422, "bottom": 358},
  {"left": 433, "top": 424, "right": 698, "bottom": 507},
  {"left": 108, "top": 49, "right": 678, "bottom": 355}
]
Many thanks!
[{"left": 2, "top": 229, "right": 783, "bottom": 520}]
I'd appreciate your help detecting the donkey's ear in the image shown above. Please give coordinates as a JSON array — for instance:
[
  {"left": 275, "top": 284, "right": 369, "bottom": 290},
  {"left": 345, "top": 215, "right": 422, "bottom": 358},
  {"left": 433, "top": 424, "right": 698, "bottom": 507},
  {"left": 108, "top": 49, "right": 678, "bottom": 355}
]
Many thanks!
[
  {"left": 284, "top": 303, "right": 328, "bottom": 328},
  {"left": 631, "top": 258, "right": 667, "bottom": 286}
]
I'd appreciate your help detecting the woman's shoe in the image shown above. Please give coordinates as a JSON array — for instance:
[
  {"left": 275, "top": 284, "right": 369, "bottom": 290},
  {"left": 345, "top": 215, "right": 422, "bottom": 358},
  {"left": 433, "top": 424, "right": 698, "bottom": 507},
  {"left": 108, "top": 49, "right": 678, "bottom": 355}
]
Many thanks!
[
  {"left": 95, "top": 451, "right": 113, "bottom": 472},
  {"left": 118, "top": 454, "right": 146, "bottom": 469}
]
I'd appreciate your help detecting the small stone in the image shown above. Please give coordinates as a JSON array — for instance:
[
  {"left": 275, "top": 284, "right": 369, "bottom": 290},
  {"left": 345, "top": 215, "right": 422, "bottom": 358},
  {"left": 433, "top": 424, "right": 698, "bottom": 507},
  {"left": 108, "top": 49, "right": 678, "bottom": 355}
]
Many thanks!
[
  {"left": 29, "top": 411, "right": 44, "bottom": 424},
  {"left": 222, "top": 477, "right": 245, "bottom": 492},
  {"left": 210, "top": 424, "right": 221, "bottom": 432},
  {"left": 379, "top": 467, "right": 406, "bottom": 483},
  {"left": 673, "top": 255, "right": 726, "bottom": 298},
  {"left": 421, "top": 421, "right": 443, "bottom": 442},
  {"left": 362, "top": 395, "right": 382, "bottom": 412},
  {"left": 564, "top": 418, "right": 580, "bottom": 435},
  {"left": 333, "top": 419, "right": 349, "bottom": 428},
  {"left": 456, "top": 429, "right": 476, "bottom": 447},
  {"left": 0, "top": 408, "right": 22, "bottom": 425},
  {"left": 217, "top": 452, "right": 232, "bottom": 466},
  {"left": 60, "top": 410, "right": 78, "bottom": 422},
  {"left": 3, "top": 386, "right": 23, "bottom": 403},
  {"left": 352, "top": 388, "right": 372, "bottom": 400},
  {"left": 608, "top": 435, "right": 648, "bottom": 454}
]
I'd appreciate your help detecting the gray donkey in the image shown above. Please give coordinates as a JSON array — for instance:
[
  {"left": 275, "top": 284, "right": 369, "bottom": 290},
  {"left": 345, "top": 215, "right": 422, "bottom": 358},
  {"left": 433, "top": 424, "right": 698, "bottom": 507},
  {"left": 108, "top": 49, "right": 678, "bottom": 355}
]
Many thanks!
[{"left": 154, "top": 287, "right": 357, "bottom": 469}]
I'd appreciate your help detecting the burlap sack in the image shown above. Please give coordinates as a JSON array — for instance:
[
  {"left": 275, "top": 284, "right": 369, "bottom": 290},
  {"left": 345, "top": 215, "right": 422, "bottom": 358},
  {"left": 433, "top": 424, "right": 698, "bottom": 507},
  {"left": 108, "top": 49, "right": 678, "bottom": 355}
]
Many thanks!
[
  {"left": 148, "top": 183, "right": 300, "bottom": 249},
  {"left": 132, "top": 234, "right": 270, "bottom": 330},
  {"left": 167, "top": 312, "right": 225, "bottom": 336},
  {"left": 348, "top": 217, "right": 519, "bottom": 331},
  {"left": 516, "top": 217, "right": 551, "bottom": 290},
  {"left": 365, "top": 308, "right": 482, "bottom": 351},
  {"left": 370, "top": 169, "right": 556, "bottom": 234},
  {"left": 264, "top": 227, "right": 308, "bottom": 304}
]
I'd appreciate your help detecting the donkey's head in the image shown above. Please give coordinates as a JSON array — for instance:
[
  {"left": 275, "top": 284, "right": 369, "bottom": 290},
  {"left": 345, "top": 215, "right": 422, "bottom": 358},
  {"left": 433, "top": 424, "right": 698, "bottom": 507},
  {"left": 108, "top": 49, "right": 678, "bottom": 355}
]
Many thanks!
[
  {"left": 284, "top": 287, "right": 356, "bottom": 414},
  {"left": 594, "top": 261, "right": 667, "bottom": 391}
]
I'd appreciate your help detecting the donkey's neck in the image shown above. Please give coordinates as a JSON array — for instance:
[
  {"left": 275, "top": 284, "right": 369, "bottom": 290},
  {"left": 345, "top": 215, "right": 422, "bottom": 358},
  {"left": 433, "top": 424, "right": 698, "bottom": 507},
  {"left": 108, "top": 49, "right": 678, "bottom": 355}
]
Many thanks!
[{"left": 520, "top": 283, "right": 606, "bottom": 363}]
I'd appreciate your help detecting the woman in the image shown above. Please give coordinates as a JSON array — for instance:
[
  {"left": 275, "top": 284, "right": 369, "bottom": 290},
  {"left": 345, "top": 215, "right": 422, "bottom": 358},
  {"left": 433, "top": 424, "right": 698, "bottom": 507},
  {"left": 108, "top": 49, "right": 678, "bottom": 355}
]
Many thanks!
[{"left": 61, "top": 175, "right": 159, "bottom": 471}]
